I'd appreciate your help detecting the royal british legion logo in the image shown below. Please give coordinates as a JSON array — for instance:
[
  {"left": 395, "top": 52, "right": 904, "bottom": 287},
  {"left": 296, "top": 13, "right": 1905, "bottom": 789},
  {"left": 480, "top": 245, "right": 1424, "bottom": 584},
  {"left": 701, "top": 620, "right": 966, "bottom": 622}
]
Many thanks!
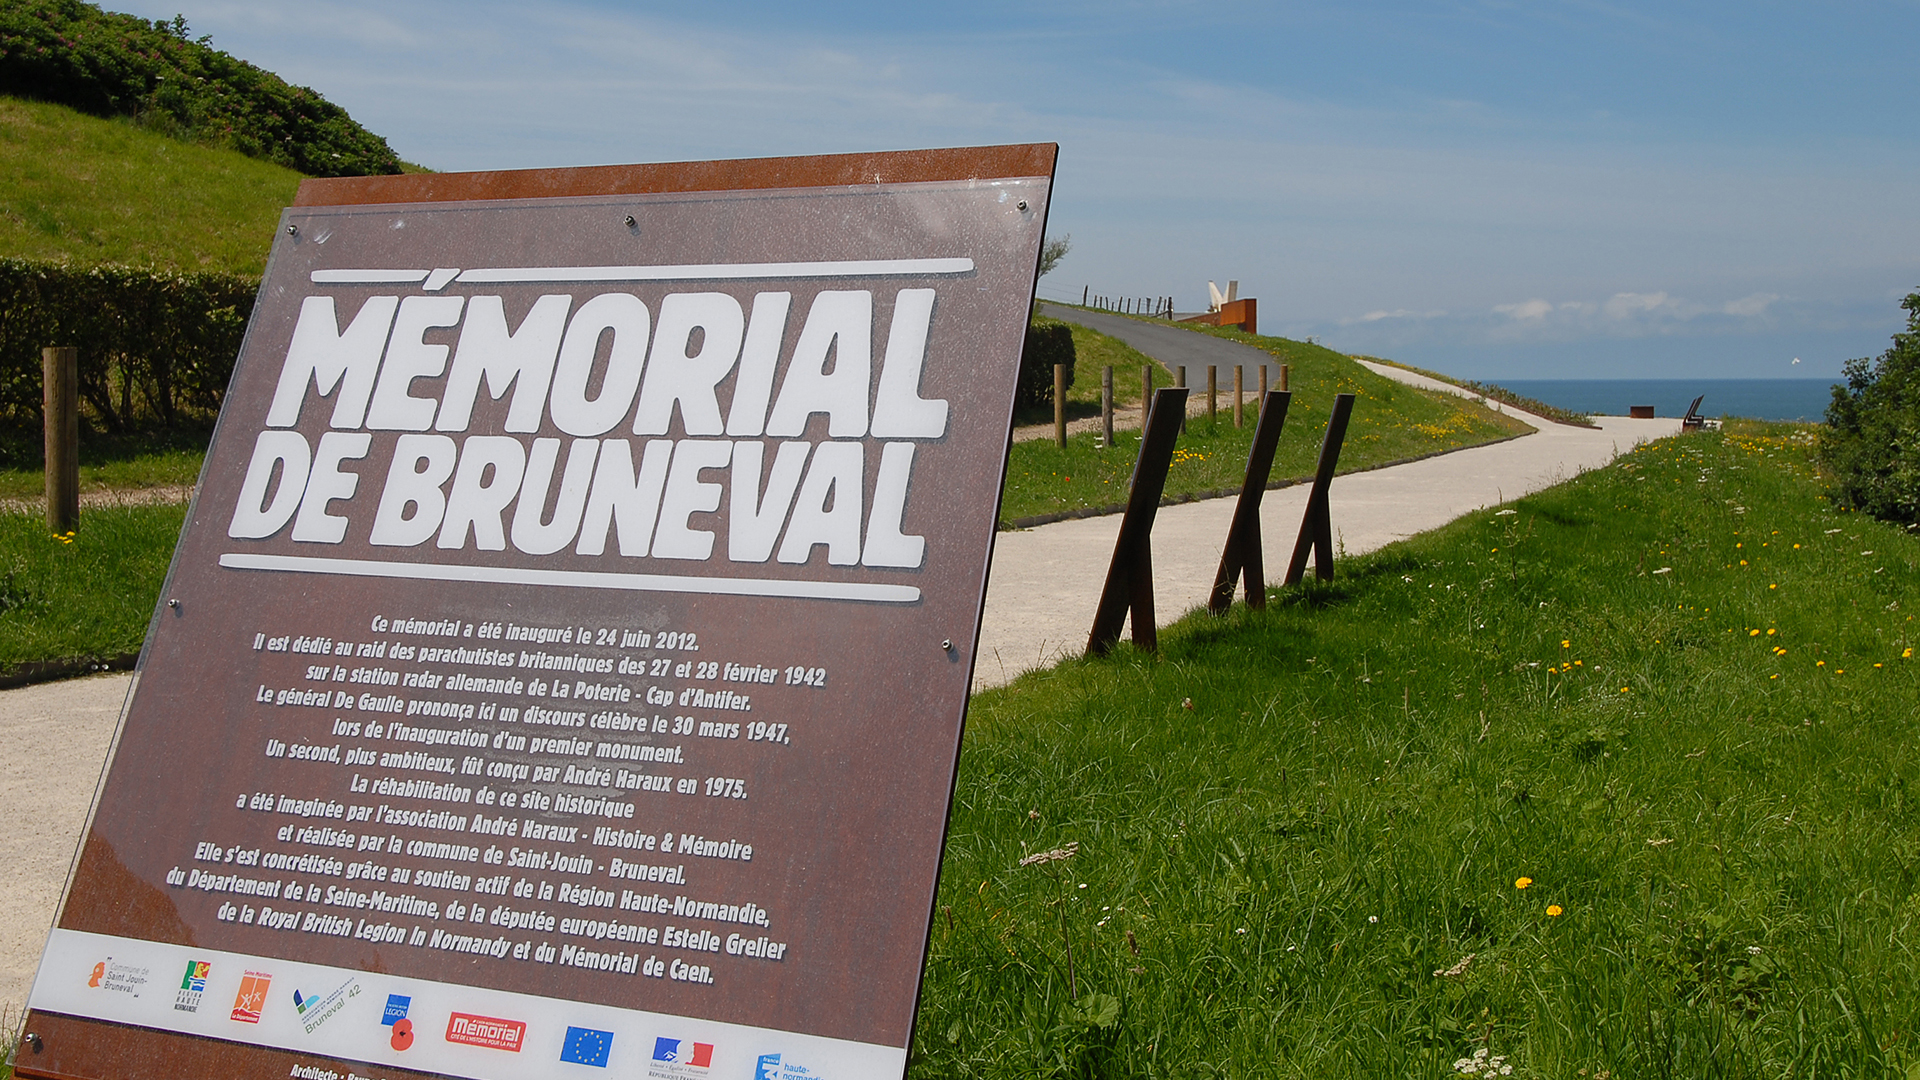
[{"left": 382, "top": 994, "right": 414, "bottom": 1051}]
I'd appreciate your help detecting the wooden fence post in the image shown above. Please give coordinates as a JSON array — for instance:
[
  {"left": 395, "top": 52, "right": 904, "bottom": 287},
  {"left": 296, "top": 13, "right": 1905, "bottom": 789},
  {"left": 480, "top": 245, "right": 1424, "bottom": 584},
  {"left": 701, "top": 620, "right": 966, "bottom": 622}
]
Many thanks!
[
  {"left": 1209, "top": 390, "right": 1293, "bottom": 613},
  {"left": 1088, "top": 387, "right": 1191, "bottom": 656},
  {"left": 1101, "top": 365, "right": 1114, "bottom": 447},
  {"left": 1284, "top": 393, "right": 1356, "bottom": 585},
  {"left": 1207, "top": 365, "right": 1217, "bottom": 423},
  {"left": 1140, "top": 364, "right": 1152, "bottom": 430},
  {"left": 43, "top": 346, "right": 79, "bottom": 535},
  {"left": 1234, "top": 365, "right": 1244, "bottom": 428},
  {"left": 1054, "top": 363, "right": 1067, "bottom": 448}
]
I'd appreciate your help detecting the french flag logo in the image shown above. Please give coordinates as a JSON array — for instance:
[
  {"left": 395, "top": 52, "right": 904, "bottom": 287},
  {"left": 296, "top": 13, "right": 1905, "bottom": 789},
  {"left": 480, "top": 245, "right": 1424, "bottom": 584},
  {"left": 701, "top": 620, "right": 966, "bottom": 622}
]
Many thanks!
[{"left": 652, "top": 1038, "right": 714, "bottom": 1067}]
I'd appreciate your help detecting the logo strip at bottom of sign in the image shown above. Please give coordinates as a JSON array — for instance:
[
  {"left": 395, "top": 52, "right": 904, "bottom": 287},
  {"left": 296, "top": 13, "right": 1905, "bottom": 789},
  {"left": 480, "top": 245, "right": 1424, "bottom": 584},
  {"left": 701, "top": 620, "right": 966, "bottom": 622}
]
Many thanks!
[{"left": 31, "top": 928, "right": 901, "bottom": 1080}]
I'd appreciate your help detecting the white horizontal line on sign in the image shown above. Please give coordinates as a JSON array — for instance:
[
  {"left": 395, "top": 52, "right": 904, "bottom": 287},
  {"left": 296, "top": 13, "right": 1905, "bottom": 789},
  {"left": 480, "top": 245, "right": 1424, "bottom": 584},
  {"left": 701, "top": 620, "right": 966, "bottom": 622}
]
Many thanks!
[
  {"left": 309, "top": 269, "right": 432, "bottom": 283},
  {"left": 218, "top": 552, "right": 921, "bottom": 604},
  {"left": 308, "top": 258, "right": 973, "bottom": 285},
  {"left": 459, "top": 258, "right": 973, "bottom": 283}
]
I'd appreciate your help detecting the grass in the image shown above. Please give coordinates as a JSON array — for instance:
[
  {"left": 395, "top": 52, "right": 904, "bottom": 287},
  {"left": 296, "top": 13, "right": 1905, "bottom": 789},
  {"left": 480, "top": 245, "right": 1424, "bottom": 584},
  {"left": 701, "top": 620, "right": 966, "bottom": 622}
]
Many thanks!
[
  {"left": 916, "top": 421, "right": 1920, "bottom": 1078},
  {"left": 0, "top": 421, "right": 213, "bottom": 500},
  {"left": 1002, "top": 349, "right": 1533, "bottom": 525},
  {"left": 0, "top": 95, "right": 296, "bottom": 275},
  {"left": 1013, "top": 318, "right": 1163, "bottom": 428},
  {"left": 0, "top": 503, "right": 183, "bottom": 672}
]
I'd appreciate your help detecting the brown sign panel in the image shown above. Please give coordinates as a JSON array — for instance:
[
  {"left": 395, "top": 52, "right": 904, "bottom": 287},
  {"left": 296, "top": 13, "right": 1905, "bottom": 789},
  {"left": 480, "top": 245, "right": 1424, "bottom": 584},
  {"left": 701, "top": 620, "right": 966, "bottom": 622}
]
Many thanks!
[{"left": 22, "top": 143, "right": 1056, "bottom": 1080}]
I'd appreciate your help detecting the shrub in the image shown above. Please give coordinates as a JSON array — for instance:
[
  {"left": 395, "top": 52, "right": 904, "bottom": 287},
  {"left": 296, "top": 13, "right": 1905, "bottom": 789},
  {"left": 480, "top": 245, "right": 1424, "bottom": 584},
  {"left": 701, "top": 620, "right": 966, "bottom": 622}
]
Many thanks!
[
  {"left": 1018, "top": 318, "right": 1075, "bottom": 411},
  {"left": 0, "top": 0, "right": 401, "bottom": 177},
  {"left": 1821, "top": 290, "right": 1920, "bottom": 526},
  {"left": 0, "top": 258, "right": 252, "bottom": 448}
]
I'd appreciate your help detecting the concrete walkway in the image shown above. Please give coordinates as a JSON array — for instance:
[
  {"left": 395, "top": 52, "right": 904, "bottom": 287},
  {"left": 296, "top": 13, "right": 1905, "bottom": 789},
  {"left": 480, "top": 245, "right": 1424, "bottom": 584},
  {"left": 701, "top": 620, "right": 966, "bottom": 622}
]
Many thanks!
[
  {"left": 0, "top": 673, "right": 129, "bottom": 1019},
  {"left": 0, "top": 351, "right": 1680, "bottom": 1017},
  {"left": 973, "top": 356, "right": 1681, "bottom": 689}
]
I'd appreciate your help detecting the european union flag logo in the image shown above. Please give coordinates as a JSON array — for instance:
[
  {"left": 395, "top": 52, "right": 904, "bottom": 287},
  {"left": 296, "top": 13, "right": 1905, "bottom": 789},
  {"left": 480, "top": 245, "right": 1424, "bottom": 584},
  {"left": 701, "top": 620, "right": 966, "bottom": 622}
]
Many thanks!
[{"left": 561, "top": 1026, "right": 613, "bottom": 1068}]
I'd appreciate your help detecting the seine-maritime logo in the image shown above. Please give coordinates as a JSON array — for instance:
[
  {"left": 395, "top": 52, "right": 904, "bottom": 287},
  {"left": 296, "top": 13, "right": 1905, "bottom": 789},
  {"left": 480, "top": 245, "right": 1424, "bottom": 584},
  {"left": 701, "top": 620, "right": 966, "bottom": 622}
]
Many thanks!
[{"left": 230, "top": 971, "right": 272, "bottom": 1024}]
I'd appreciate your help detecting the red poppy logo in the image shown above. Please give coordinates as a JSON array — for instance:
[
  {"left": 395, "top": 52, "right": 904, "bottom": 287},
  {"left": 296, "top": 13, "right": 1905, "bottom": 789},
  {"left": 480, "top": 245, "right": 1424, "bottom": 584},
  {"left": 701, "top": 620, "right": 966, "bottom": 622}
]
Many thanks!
[{"left": 391, "top": 1017, "right": 414, "bottom": 1051}]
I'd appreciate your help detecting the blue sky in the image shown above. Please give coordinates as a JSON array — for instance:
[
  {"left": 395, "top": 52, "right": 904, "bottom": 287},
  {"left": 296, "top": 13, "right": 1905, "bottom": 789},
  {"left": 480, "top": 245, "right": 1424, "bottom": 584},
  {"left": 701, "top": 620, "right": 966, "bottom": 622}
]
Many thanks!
[{"left": 116, "top": 0, "right": 1920, "bottom": 379}]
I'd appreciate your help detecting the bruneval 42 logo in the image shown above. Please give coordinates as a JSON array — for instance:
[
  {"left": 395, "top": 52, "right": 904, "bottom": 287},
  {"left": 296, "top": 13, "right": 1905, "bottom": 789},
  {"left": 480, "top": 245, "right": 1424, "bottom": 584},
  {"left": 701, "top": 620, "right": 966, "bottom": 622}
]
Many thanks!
[{"left": 222, "top": 273, "right": 965, "bottom": 605}]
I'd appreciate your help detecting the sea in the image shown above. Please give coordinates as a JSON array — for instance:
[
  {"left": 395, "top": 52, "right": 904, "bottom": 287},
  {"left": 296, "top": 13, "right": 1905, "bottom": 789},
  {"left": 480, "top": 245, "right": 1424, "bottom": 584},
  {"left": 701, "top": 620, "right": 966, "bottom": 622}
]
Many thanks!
[{"left": 1497, "top": 379, "right": 1838, "bottom": 423}]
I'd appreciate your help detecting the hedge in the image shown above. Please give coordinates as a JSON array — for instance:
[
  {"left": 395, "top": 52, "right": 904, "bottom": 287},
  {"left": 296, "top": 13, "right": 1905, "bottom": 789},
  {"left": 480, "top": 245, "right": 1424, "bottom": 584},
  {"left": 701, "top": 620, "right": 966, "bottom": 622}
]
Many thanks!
[
  {"left": 0, "top": 258, "right": 254, "bottom": 432},
  {"left": 1018, "top": 319, "right": 1075, "bottom": 411},
  {"left": 1823, "top": 290, "right": 1920, "bottom": 527},
  {"left": 0, "top": 0, "right": 402, "bottom": 177}
]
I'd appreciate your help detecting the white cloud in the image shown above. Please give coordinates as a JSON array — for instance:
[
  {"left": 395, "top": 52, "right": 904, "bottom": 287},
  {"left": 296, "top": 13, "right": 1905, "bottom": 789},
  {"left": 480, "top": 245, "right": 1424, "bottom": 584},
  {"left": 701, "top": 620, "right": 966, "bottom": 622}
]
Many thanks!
[
  {"left": 1723, "top": 292, "right": 1780, "bottom": 316},
  {"left": 1603, "top": 291, "right": 1675, "bottom": 318},
  {"left": 1347, "top": 308, "right": 1447, "bottom": 324},
  {"left": 1494, "top": 299, "right": 1553, "bottom": 320}
]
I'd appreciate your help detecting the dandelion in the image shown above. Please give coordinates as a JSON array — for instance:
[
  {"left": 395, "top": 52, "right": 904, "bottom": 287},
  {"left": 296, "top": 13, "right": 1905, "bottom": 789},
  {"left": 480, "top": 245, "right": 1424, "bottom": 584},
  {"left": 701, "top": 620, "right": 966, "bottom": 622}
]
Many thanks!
[
  {"left": 1767, "top": 628, "right": 1776, "bottom": 635},
  {"left": 1905, "top": 648, "right": 1913, "bottom": 659},
  {"left": 1750, "top": 629, "right": 1761, "bottom": 637},
  {"left": 1562, "top": 640, "right": 1570, "bottom": 649},
  {"left": 1620, "top": 686, "right": 1630, "bottom": 693},
  {"left": 1769, "top": 584, "right": 1777, "bottom": 590},
  {"left": 1546, "top": 904, "right": 1563, "bottom": 917},
  {"left": 1515, "top": 877, "right": 1532, "bottom": 889}
]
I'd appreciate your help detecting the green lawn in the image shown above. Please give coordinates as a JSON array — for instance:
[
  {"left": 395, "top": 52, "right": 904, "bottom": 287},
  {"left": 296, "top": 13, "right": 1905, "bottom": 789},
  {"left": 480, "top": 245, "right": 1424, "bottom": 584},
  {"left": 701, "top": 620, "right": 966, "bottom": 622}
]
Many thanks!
[
  {"left": 918, "top": 422, "right": 1920, "bottom": 1077},
  {"left": 0, "top": 95, "right": 296, "bottom": 275},
  {"left": 1002, "top": 347, "right": 1532, "bottom": 524},
  {"left": 0, "top": 422, "right": 213, "bottom": 500},
  {"left": 0, "top": 502, "right": 184, "bottom": 670}
]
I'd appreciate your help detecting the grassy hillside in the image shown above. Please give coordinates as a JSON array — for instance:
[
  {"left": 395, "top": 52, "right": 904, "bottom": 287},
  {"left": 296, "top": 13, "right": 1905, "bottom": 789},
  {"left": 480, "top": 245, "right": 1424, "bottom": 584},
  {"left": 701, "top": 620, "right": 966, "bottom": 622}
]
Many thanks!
[
  {"left": 0, "top": 94, "right": 294, "bottom": 274},
  {"left": 1002, "top": 338, "right": 1532, "bottom": 524},
  {"left": 923, "top": 422, "right": 1920, "bottom": 1076},
  {"left": 1, "top": 0, "right": 401, "bottom": 177}
]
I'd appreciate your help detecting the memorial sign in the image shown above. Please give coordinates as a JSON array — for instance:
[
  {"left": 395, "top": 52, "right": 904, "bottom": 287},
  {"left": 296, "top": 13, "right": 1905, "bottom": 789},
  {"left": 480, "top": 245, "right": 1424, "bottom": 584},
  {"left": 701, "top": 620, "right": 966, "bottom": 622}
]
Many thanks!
[{"left": 20, "top": 143, "right": 1057, "bottom": 1080}]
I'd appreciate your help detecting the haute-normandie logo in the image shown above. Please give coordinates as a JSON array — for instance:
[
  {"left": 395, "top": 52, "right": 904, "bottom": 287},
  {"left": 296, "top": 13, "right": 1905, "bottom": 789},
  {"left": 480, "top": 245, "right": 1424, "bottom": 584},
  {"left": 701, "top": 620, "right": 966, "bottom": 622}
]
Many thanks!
[{"left": 174, "top": 960, "right": 211, "bottom": 1013}]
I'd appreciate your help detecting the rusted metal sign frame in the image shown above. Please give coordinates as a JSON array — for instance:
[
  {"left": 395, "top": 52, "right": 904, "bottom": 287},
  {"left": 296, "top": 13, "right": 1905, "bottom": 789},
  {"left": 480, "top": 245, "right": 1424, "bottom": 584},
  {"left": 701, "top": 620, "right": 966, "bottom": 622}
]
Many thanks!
[
  {"left": 19, "top": 143, "right": 1057, "bottom": 1080},
  {"left": 1284, "top": 393, "right": 1356, "bottom": 585},
  {"left": 1207, "top": 389, "right": 1292, "bottom": 613}
]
